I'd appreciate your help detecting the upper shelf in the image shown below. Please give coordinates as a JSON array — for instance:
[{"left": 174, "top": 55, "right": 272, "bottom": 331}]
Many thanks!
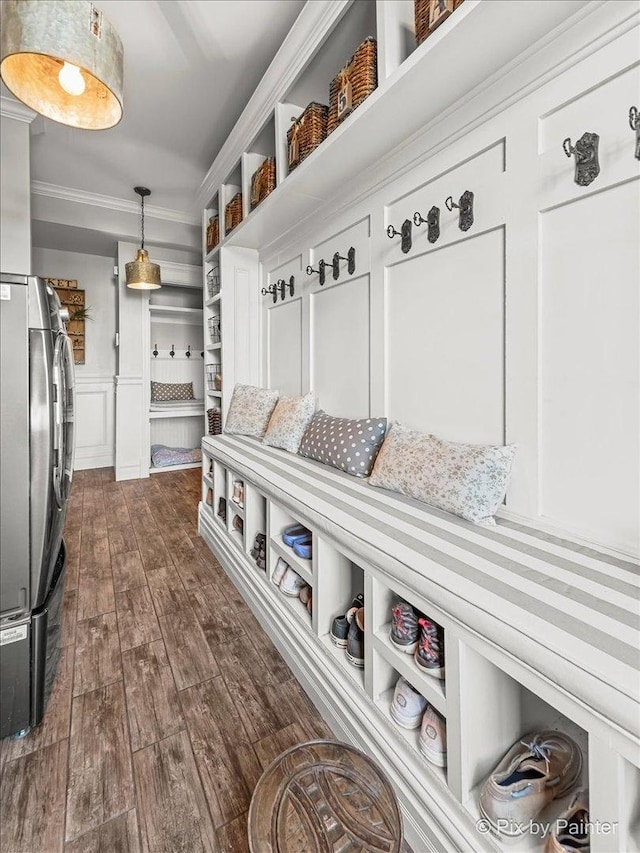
[
  {"left": 149, "top": 305, "right": 204, "bottom": 323},
  {"left": 202, "top": 0, "right": 590, "bottom": 253}
]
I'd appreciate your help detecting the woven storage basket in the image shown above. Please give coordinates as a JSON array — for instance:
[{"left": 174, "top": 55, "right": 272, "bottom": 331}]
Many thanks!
[
  {"left": 287, "top": 102, "right": 328, "bottom": 172},
  {"left": 250, "top": 157, "right": 276, "bottom": 211},
  {"left": 206, "top": 216, "right": 219, "bottom": 252},
  {"left": 327, "top": 37, "right": 377, "bottom": 135},
  {"left": 225, "top": 193, "right": 243, "bottom": 234},
  {"left": 415, "top": 0, "right": 459, "bottom": 46}
]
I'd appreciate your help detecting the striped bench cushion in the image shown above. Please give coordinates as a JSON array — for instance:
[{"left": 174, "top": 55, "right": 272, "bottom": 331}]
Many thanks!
[{"left": 203, "top": 434, "right": 640, "bottom": 746}]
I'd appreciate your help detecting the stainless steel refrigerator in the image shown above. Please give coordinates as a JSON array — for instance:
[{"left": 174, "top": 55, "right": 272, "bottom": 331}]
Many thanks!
[{"left": 0, "top": 273, "right": 75, "bottom": 738}]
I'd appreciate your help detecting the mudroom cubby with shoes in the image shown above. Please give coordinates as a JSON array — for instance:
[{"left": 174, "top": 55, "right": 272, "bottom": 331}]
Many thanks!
[{"left": 198, "top": 435, "right": 639, "bottom": 853}]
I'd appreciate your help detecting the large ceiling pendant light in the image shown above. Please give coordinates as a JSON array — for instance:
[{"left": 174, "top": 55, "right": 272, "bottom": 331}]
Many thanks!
[
  {"left": 126, "top": 187, "right": 161, "bottom": 290},
  {"left": 0, "top": 0, "right": 123, "bottom": 130}
]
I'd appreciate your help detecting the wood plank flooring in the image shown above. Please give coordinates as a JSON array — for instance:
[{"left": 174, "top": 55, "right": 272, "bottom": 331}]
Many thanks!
[{"left": 0, "top": 467, "right": 333, "bottom": 853}]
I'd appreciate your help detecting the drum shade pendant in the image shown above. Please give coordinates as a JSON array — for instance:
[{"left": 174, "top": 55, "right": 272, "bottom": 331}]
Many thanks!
[
  {"left": 0, "top": 0, "right": 123, "bottom": 130},
  {"left": 126, "top": 188, "right": 161, "bottom": 290}
]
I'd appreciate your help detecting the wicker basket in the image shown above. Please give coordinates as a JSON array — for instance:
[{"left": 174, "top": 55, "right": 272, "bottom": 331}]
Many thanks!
[
  {"left": 206, "top": 267, "right": 220, "bottom": 300},
  {"left": 206, "top": 216, "right": 219, "bottom": 252},
  {"left": 415, "top": 0, "right": 458, "bottom": 46},
  {"left": 208, "top": 315, "right": 221, "bottom": 344},
  {"left": 224, "top": 193, "right": 243, "bottom": 234},
  {"left": 287, "top": 102, "right": 328, "bottom": 172},
  {"left": 327, "top": 37, "right": 377, "bottom": 135},
  {"left": 250, "top": 157, "right": 276, "bottom": 211}
]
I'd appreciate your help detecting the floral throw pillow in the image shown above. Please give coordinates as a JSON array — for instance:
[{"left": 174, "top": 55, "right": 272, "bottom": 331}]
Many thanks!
[
  {"left": 263, "top": 393, "right": 316, "bottom": 453},
  {"left": 298, "top": 411, "right": 387, "bottom": 478},
  {"left": 369, "top": 423, "right": 516, "bottom": 526},
  {"left": 224, "top": 383, "right": 279, "bottom": 438}
]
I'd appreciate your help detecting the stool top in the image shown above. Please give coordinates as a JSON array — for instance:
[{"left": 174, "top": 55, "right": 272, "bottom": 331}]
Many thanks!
[{"left": 248, "top": 740, "right": 403, "bottom": 853}]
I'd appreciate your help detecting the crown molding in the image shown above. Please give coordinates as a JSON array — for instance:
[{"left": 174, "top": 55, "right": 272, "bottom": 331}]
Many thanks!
[
  {"left": 195, "top": 0, "right": 349, "bottom": 209},
  {"left": 0, "top": 95, "right": 37, "bottom": 123},
  {"left": 31, "top": 181, "right": 200, "bottom": 226}
]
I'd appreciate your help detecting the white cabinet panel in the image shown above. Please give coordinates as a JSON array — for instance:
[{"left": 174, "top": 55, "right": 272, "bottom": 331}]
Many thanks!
[
  {"left": 311, "top": 276, "right": 371, "bottom": 418},
  {"left": 385, "top": 228, "right": 505, "bottom": 444},
  {"left": 540, "top": 179, "right": 639, "bottom": 554},
  {"left": 267, "top": 298, "right": 303, "bottom": 395}
]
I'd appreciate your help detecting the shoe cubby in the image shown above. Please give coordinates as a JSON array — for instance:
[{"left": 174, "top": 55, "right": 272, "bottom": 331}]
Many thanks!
[
  {"left": 315, "top": 537, "right": 366, "bottom": 691},
  {"left": 225, "top": 468, "right": 245, "bottom": 552},
  {"left": 212, "top": 460, "right": 227, "bottom": 532},
  {"left": 266, "top": 500, "right": 313, "bottom": 631},
  {"left": 369, "top": 576, "right": 446, "bottom": 718},
  {"left": 201, "top": 450, "right": 215, "bottom": 511},
  {"left": 244, "top": 483, "right": 267, "bottom": 572},
  {"left": 456, "top": 642, "right": 590, "bottom": 850}
]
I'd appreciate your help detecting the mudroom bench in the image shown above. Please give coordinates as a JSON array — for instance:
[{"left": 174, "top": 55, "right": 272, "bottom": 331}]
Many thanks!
[{"left": 198, "top": 434, "right": 639, "bottom": 853}]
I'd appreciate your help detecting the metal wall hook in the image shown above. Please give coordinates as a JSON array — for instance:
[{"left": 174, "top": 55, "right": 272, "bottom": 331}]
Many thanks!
[
  {"left": 331, "top": 247, "right": 356, "bottom": 279},
  {"left": 445, "top": 191, "right": 474, "bottom": 231},
  {"left": 261, "top": 283, "right": 278, "bottom": 304},
  {"left": 629, "top": 106, "right": 640, "bottom": 160},
  {"left": 562, "top": 132, "right": 600, "bottom": 186},
  {"left": 201, "top": 352, "right": 204, "bottom": 359},
  {"left": 277, "top": 276, "right": 295, "bottom": 300},
  {"left": 152, "top": 343, "right": 158, "bottom": 358},
  {"left": 169, "top": 344, "right": 175, "bottom": 358},
  {"left": 413, "top": 206, "right": 440, "bottom": 243},
  {"left": 186, "top": 345, "right": 191, "bottom": 359},
  {"left": 386, "top": 219, "right": 412, "bottom": 253},
  {"left": 306, "top": 259, "right": 327, "bottom": 286}
]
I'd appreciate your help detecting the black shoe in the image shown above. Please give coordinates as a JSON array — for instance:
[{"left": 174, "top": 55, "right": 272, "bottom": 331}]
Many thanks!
[
  {"left": 330, "top": 594, "right": 364, "bottom": 649},
  {"left": 345, "top": 608, "right": 364, "bottom": 668},
  {"left": 250, "top": 533, "right": 266, "bottom": 560}
]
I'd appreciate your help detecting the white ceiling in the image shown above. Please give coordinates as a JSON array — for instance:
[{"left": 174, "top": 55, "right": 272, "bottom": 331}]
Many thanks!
[{"left": 23, "top": 0, "right": 305, "bottom": 216}]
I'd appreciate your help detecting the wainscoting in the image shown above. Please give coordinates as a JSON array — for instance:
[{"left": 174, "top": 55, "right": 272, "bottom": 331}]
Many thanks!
[{"left": 74, "top": 374, "right": 115, "bottom": 471}]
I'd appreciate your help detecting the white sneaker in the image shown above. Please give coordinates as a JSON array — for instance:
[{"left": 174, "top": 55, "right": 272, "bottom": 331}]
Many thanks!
[
  {"left": 389, "top": 676, "right": 428, "bottom": 729},
  {"left": 419, "top": 705, "right": 447, "bottom": 767},
  {"left": 280, "top": 566, "right": 306, "bottom": 597},
  {"left": 272, "top": 557, "right": 288, "bottom": 587}
]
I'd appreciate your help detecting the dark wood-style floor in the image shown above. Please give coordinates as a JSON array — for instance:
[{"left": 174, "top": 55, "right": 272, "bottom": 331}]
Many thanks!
[{"left": 0, "top": 467, "right": 332, "bottom": 853}]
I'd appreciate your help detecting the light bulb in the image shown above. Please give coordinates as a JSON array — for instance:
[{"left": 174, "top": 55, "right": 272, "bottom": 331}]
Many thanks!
[{"left": 58, "top": 62, "right": 86, "bottom": 96}]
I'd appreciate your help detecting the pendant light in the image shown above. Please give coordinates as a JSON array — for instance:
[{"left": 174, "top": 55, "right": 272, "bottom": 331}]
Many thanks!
[
  {"left": 0, "top": 0, "right": 123, "bottom": 131},
  {"left": 126, "top": 188, "right": 161, "bottom": 290}
]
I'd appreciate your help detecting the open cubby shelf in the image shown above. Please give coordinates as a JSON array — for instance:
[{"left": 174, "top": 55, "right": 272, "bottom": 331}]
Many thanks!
[{"left": 198, "top": 441, "right": 639, "bottom": 853}]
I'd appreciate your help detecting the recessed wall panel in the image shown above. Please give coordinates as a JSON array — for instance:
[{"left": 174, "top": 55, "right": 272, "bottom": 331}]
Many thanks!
[
  {"left": 267, "top": 299, "right": 302, "bottom": 395},
  {"left": 311, "top": 276, "right": 370, "bottom": 418},
  {"left": 385, "top": 228, "right": 504, "bottom": 444}
]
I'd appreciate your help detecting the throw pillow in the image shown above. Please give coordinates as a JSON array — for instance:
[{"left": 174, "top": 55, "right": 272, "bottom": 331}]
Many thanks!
[
  {"left": 369, "top": 423, "right": 516, "bottom": 526},
  {"left": 224, "top": 383, "right": 279, "bottom": 438},
  {"left": 263, "top": 393, "right": 316, "bottom": 453},
  {"left": 298, "top": 411, "right": 387, "bottom": 478},
  {"left": 150, "top": 381, "right": 194, "bottom": 402}
]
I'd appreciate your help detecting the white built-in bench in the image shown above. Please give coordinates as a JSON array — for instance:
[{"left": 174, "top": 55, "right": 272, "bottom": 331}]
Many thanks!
[{"left": 199, "top": 434, "right": 640, "bottom": 853}]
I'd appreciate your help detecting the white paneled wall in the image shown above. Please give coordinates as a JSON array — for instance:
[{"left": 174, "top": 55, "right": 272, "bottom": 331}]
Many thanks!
[{"left": 73, "top": 375, "right": 115, "bottom": 470}]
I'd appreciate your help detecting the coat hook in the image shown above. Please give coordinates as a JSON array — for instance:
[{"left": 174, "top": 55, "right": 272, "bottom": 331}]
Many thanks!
[
  {"left": 186, "top": 345, "right": 191, "bottom": 358},
  {"left": 169, "top": 344, "right": 175, "bottom": 358},
  {"left": 277, "top": 276, "right": 295, "bottom": 300},
  {"left": 261, "top": 283, "right": 278, "bottom": 304},
  {"left": 445, "top": 191, "right": 474, "bottom": 231},
  {"left": 331, "top": 247, "right": 356, "bottom": 279},
  {"left": 152, "top": 343, "right": 158, "bottom": 358},
  {"left": 562, "top": 132, "right": 600, "bottom": 186},
  {"left": 386, "top": 219, "right": 412, "bottom": 254},
  {"left": 413, "top": 206, "right": 440, "bottom": 243},
  {"left": 629, "top": 106, "right": 640, "bottom": 160},
  {"left": 201, "top": 351, "right": 204, "bottom": 359},
  {"left": 306, "top": 259, "right": 327, "bottom": 286}
]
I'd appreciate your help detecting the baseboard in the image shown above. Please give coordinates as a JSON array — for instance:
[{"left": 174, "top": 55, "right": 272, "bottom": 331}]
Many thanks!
[{"left": 74, "top": 453, "right": 114, "bottom": 471}]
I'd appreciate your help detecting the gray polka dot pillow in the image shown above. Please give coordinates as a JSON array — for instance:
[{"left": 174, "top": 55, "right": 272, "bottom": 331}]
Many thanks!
[
  {"left": 369, "top": 423, "right": 516, "bottom": 526},
  {"left": 298, "top": 411, "right": 387, "bottom": 477},
  {"left": 150, "top": 381, "right": 194, "bottom": 402},
  {"left": 224, "top": 383, "right": 279, "bottom": 438}
]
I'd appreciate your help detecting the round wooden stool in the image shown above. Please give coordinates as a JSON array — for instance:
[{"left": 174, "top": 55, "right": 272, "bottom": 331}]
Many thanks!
[{"left": 248, "top": 740, "right": 403, "bottom": 852}]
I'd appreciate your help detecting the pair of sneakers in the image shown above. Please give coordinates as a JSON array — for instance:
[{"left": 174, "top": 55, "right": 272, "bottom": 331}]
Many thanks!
[
  {"left": 250, "top": 533, "right": 266, "bottom": 570},
  {"left": 281, "top": 523, "right": 312, "bottom": 560},
  {"left": 330, "top": 595, "right": 364, "bottom": 668},
  {"left": 389, "top": 676, "right": 447, "bottom": 767},
  {"left": 273, "top": 557, "right": 307, "bottom": 598},
  {"left": 390, "top": 601, "right": 445, "bottom": 679}
]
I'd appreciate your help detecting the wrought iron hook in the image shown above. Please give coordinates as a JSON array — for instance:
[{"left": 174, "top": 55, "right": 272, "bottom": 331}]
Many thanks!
[
  {"left": 413, "top": 206, "right": 440, "bottom": 243},
  {"left": 331, "top": 247, "right": 356, "bottom": 279},
  {"left": 261, "top": 283, "right": 278, "bottom": 304},
  {"left": 306, "top": 259, "right": 327, "bottom": 286}
]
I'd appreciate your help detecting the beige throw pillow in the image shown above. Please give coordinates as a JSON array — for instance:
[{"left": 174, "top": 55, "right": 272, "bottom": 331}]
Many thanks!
[
  {"left": 369, "top": 423, "right": 516, "bottom": 526},
  {"left": 263, "top": 393, "right": 316, "bottom": 453},
  {"left": 224, "top": 383, "right": 279, "bottom": 438}
]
